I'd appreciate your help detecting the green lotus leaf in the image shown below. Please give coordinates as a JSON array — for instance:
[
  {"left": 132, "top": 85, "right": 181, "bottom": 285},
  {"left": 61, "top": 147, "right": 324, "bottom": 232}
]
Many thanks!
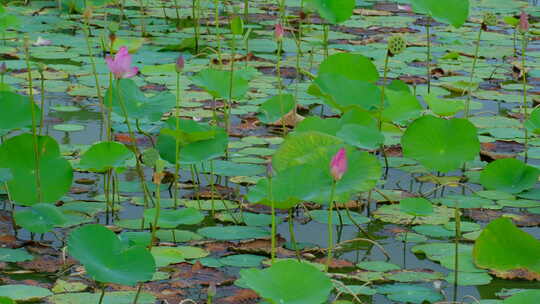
[
  {"left": 0, "top": 134, "right": 73, "bottom": 205},
  {"left": 68, "top": 224, "right": 156, "bottom": 285}
]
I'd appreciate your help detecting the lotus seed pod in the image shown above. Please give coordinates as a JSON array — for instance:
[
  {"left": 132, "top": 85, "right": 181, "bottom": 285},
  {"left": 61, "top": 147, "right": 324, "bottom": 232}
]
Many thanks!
[
  {"left": 387, "top": 35, "right": 406, "bottom": 55},
  {"left": 483, "top": 12, "right": 497, "bottom": 26}
]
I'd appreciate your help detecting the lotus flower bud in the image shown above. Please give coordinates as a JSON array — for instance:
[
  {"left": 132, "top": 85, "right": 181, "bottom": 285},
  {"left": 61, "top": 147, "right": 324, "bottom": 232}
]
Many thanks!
[
  {"left": 266, "top": 162, "right": 273, "bottom": 178},
  {"left": 387, "top": 35, "right": 406, "bottom": 56},
  {"left": 518, "top": 11, "right": 529, "bottom": 33},
  {"left": 83, "top": 7, "right": 93, "bottom": 22},
  {"left": 330, "top": 148, "right": 347, "bottom": 181},
  {"left": 175, "top": 55, "right": 185, "bottom": 73},
  {"left": 483, "top": 12, "right": 497, "bottom": 27},
  {"left": 275, "top": 23, "right": 284, "bottom": 41}
]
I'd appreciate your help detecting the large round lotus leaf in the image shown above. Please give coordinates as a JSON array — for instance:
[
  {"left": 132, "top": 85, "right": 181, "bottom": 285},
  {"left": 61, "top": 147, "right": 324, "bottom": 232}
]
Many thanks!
[
  {"left": 312, "top": 74, "right": 381, "bottom": 112},
  {"left": 0, "top": 285, "right": 52, "bottom": 301},
  {"left": 197, "top": 226, "right": 269, "bottom": 240},
  {"left": 401, "top": 116, "right": 480, "bottom": 173},
  {"left": 14, "top": 203, "right": 67, "bottom": 233},
  {"left": 0, "top": 134, "right": 73, "bottom": 205},
  {"left": 143, "top": 207, "right": 204, "bottom": 228},
  {"left": 503, "top": 290, "right": 540, "bottom": 304},
  {"left": 68, "top": 224, "right": 156, "bottom": 285},
  {"left": 157, "top": 118, "right": 228, "bottom": 164},
  {"left": 105, "top": 78, "right": 176, "bottom": 122},
  {"left": 473, "top": 218, "right": 540, "bottom": 280},
  {"left": 318, "top": 53, "right": 378, "bottom": 83},
  {"left": 376, "top": 284, "right": 444, "bottom": 304},
  {"left": 410, "top": 0, "right": 470, "bottom": 28},
  {"left": 0, "top": 248, "right": 33, "bottom": 262},
  {"left": 151, "top": 246, "right": 208, "bottom": 267},
  {"left": 258, "top": 94, "right": 296, "bottom": 124},
  {"left": 272, "top": 131, "right": 342, "bottom": 172},
  {"left": 239, "top": 260, "right": 333, "bottom": 304},
  {"left": 479, "top": 158, "right": 540, "bottom": 194},
  {"left": 191, "top": 68, "right": 249, "bottom": 100},
  {"left": 0, "top": 91, "right": 41, "bottom": 132},
  {"left": 78, "top": 141, "right": 134, "bottom": 172},
  {"left": 399, "top": 197, "right": 434, "bottom": 217},
  {"left": 48, "top": 291, "right": 155, "bottom": 304},
  {"left": 305, "top": 0, "right": 355, "bottom": 24}
]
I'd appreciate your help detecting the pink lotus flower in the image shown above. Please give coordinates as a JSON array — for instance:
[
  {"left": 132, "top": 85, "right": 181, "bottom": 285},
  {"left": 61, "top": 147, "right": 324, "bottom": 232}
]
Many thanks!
[
  {"left": 330, "top": 148, "right": 347, "bottom": 181},
  {"left": 105, "top": 46, "right": 139, "bottom": 79},
  {"left": 275, "top": 23, "right": 284, "bottom": 41},
  {"left": 519, "top": 11, "right": 529, "bottom": 33}
]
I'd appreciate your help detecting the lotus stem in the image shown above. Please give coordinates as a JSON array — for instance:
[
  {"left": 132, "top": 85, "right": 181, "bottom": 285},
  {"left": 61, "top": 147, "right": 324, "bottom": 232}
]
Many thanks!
[
  {"left": 192, "top": 0, "right": 200, "bottom": 53},
  {"left": 23, "top": 36, "right": 42, "bottom": 203},
  {"left": 323, "top": 23, "right": 329, "bottom": 58},
  {"left": 326, "top": 181, "right": 337, "bottom": 271},
  {"left": 38, "top": 67, "right": 45, "bottom": 136},
  {"left": 115, "top": 79, "right": 154, "bottom": 220},
  {"left": 288, "top": 209, "right": 301, "bottom": 261},
  {"left": 132, "top": 283, "right": 143, "bottom": 304},
  {"left": 174, "top": 70, "right": 182, "bottom": 209},
  {"left": 150, "top": 170, "right": 161, "bottom": 247},
  {"left": 226, "top": 32, "right": 236, "bottom": 135},
  {"left": 82, "top": 23, "right": 105, "bottom": 140},
  {"left": 379, "top": 50, "right": 390, "bottom": 178},
  {"left": 269, "top": 174, "right": 276, "bottom": 263},
  {"left": 465, "top": 26, "right": 483, "bottom": 118},
  {"left": 426, "top": 19, "right": 432, "bottom": 93},
  {"left": 98, "top": 286, "right": 106, "bottom": 304},
  {"left": 173, "top": 0, "right": 180, "bottom": 21},
  {"left": 522, "top": 32, "right": 529, "bottom": 163},
  {"left": 210, "top": 160, "right": 216, "bottom": 216},
  {"left": 453, "top": 203, "right": 461, "bottom": 302},
  {"left": 214, "top": 0, "right": 222, "bottom": 65}
]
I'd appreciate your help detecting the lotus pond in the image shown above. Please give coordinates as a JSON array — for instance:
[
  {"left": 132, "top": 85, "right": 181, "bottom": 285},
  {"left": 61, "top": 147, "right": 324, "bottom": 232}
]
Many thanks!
[{"left": 1, "top": 0, "right": 540, "bottom": 303}]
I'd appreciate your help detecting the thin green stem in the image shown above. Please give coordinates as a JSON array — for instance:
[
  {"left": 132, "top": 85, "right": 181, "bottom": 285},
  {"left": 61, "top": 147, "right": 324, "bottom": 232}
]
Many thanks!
[
  {"left": 453, "top": 204, "right": 461, "bottom": 302},
  {"left": 522, "top": 33, "right": 529, "bottom": 163},
  {"left": 132, "top": 283, "right": 143, "bottom": 304},
  {"left": 326, "top": 181, "right": 337, "bottom": 271},
  {"left": 82, "top": 24, "right": 105, "bottom": 140},
  {"left": 288, "top": 209, "right": 301, "bottom": 261},
  {"left": 98, "top": 286, "right": 106, "bottom": 304},
  {"left": 426, "top": 20, "right": 432, "bottom": 94},
  {"left": 24, "top": 38, "right": 42, "bottom": 203},
  {"left": 174, "top": 71, "right": 182, "bottom": 209},
  {"left": 465, "top": 26, "right": 482, "bottom": 118},
  {"left": 323, "top": 23, "right": 329, "bottom": 58},
  {"left": 269, "top": 175, "right": 276, "bottom": 263}
]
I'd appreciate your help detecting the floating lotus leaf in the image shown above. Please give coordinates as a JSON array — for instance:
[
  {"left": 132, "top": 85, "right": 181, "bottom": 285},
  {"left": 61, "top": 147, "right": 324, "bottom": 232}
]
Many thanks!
[{"left": 0, "top": 134, "right": 73, "bottom": 205}]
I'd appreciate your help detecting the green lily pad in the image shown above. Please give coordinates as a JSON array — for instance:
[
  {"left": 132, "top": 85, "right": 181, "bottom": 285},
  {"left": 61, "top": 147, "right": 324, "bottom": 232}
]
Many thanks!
[
  {"left": 480, "top": 158, "right": 540, "bottom": 194},
  {"left": 0, "top": 248, "right": 33, "bottom": 262},
  {"left": 0, "top": 285, "right": 52, "bottom": 301},
  {"left": 238, "top": 260, "right": 333, "bottom": 304}
]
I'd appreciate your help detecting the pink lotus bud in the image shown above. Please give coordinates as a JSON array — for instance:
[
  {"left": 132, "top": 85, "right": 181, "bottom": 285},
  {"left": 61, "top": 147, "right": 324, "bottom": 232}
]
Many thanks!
[
  {"left": 275, "top": 23, "right": 284, "bottom": 41},
  {"left": 175, "top": 55, "right": 185, "bottom": 73},
  {"left": 33, "top": 36, "right": 52, "bottom": 46},
  {"left": 266, "top": 162, "right": 273, "bottom": 178},
  {"left": 519, "top": 11, "right": 529, "bottom": 33},
  {"left": 397, "top": 4, "right": 412, "bottom": 12},
  {"left": 0, "top": 62, "right": 6, "bottom": 74},
  {"left": 330, "top": 148, "right": 347, "bottom": 181},
  {"left": 105, "top": 46, "right": 139, "bottom": 79}
]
